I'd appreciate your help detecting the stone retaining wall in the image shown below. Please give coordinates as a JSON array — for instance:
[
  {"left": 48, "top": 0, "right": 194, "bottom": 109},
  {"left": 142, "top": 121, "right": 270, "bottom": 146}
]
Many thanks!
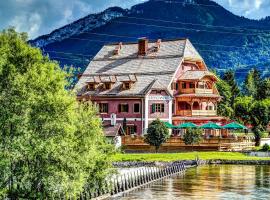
[{"left": 113, "top": 159, "right": 270, "bottom": 168}]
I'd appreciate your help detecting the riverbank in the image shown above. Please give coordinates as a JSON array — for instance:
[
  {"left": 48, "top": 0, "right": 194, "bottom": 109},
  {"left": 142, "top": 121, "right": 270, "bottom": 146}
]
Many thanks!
[{"left": 113, "top": 152, "right": 270, "bottom": 162}]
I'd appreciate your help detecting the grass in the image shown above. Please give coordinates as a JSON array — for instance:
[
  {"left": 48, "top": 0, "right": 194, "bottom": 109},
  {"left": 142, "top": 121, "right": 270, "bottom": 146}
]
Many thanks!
[{"left": 112, "top": 152, "right": 270, "bottom": 162}]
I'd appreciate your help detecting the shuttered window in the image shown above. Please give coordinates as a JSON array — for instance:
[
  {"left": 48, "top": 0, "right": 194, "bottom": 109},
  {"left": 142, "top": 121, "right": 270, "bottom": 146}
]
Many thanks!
[
  {"left": 118, "top": 104, "right": 129, "bottom": 113},
  {"left": 151, "top": 103, "right": 165, "bottom": 113},
  {"left": 99, "top": 103, "right": 108, "bottom": 113}
]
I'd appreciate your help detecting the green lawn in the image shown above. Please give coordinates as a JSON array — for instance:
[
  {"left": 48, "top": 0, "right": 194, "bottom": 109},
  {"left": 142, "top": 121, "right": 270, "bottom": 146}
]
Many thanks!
[{"left": 112, "top": 152, "right": 270, "bottom": 162}]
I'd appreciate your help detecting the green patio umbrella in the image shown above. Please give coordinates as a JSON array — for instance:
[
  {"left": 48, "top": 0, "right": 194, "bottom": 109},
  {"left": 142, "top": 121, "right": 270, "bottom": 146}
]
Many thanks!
[
  {"left": 223, "top": 122, "right": 247, "bottom": 130},
  {"left": 200, "top": 122, "right": 222, "bottom": 129},
  {"left": 177, "top": 122, "right": 198, "bottom": 129},
  {"left": 163, "top": 121, "right": 176, "bottom": 129}
]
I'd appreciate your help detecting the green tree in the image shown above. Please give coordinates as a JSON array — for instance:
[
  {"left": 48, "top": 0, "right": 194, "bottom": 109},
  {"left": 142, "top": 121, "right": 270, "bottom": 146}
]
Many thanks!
[
  {"left": 258, "top": 78, "right": 270, "bottom": 100},
  {"left": 243, "top": 69, "right": 267, "bottom": 100},
  {"left": 183, "top": 128, "right": 203, "bottom": 151},
  {"left": 216, "top": 78, "right": 234, "bottom": 118},
  {"left": 243, "top": 70, "right": 257, "bottom": 97},
  {"left": 223, "top": 70, "right": 241, "bottom": 104},
  {"left": 0, "top": 29, "right": 113, "bottom": 198},
  {"left": 144, "top": 119, "right": 170, "bottom": 153},
  {"left": 233, "top": 96, "right": 254, "bottom": 124},
  {"left": 250, "top": 99, "right": 270, "bottom": 146}
]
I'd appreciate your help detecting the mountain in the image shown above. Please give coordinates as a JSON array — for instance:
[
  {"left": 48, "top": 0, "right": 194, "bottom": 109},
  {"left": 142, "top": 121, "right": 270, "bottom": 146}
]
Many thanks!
[{"left": 30, "top": 0, "right": 270, "bottom": 82}]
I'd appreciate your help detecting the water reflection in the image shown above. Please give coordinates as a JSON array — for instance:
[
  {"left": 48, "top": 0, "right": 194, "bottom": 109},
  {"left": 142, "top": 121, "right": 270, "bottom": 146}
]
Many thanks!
[{"left": 112, "top": 165, "right": 270, "bottom": 200}]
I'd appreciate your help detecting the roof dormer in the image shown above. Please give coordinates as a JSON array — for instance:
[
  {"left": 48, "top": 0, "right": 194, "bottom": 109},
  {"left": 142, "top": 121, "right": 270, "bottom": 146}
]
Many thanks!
[
  {"left": 118, "top": 74, "right": 137, "bottom": 90},
  {"left": 86, "top": 82, "right": 98, "bottom": 91},
  {"left": 86, "top": 76, "right": 101, "bottom": 91},
  {"left": 100, "top": 75, "right": 117, "bottom": 90}
]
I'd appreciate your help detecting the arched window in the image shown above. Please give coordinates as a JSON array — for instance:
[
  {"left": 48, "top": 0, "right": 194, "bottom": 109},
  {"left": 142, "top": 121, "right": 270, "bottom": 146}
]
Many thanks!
[{"left": 192, "top": 101, "right": 200, "bottom": 110}]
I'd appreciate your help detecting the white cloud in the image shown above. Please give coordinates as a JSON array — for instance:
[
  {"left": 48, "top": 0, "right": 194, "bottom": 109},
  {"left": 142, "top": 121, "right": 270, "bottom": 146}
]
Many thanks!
[
  {"left": 215, "top": 0, "right": 270, "bottom": 19},
  {"left": 0, "top": 0, "right": 146, "bottom": 39},
  {"left": 0, "top": 0, "right": 269, "bottom": 39}
]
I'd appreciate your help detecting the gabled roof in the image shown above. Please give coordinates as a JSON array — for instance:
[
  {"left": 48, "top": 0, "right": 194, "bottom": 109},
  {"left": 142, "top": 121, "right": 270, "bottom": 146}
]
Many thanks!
[
  {"left": 103, "top": 123, "right": 125, "bottom": 137},
  {"left": 75, "top": 39, "right": 205, "bottom": 97},
  {"left": 178, "top": 70, "right": 217, "bottom": 81},
  {"left": 184, "top": 39, "right": 203, "bottom": 61}
]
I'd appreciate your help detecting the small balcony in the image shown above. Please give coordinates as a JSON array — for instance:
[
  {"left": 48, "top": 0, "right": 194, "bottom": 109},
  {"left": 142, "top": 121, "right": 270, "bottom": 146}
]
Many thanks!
[
  {"left": 176, "top": 109, "right": 217, "bottom": 117},
  {"left": 176, "top": 101, "right": 217, "bottom": 117},
  {"left": 195, "top": 88, "right": 213, "bottom": 94},
  {"left": 178, "top": 81, "right": 214, "bottom": 94},
  {"left": 192, "top": 110, "right": 217, "bottom": 116}
]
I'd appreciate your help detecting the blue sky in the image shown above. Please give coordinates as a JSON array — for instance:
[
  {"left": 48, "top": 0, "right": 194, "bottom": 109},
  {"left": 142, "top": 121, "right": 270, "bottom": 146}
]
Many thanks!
[{"left": 0, "top": 0, "right": 269, "bottom": 39}]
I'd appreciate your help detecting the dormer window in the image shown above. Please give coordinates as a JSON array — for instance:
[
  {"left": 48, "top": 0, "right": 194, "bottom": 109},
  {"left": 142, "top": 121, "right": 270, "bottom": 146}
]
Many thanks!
[
  {"left": 124, "top": 82, "right": 131, "bottom": 89},
  {"left": 122, "top": 81, "right": 133, "bottom": 90},
  {"left": 87, "top": 83, "right": 96, "bottom": 90},
  {"left": 104, "top": 83, "right": 112, "bottom": 90}
]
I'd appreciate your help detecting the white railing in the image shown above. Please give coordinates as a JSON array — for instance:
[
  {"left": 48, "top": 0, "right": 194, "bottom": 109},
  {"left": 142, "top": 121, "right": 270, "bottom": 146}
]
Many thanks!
[
  {"left": 195, "top": 88, "right": 213, "bottom": 94},
  {"left": 192, "top": 110, "right": 217, "bottom": 116}
]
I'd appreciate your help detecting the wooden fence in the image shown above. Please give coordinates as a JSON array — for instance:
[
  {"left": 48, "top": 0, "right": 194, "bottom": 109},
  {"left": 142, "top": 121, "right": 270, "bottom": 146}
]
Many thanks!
[{"left": 122, "top": 136, "right": 255, "bottom": 152}]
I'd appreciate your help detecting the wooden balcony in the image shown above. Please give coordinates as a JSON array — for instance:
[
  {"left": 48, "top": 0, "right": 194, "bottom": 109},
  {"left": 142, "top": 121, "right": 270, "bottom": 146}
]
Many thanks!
[
  {"left": 176, "top": 110, "right": 192, "bottom": 116},
  {"left": 176, "top": 110, "right": 217, "bottom": 117},
  {"left": 179, "top": 88, "right": 213, "bottom": 94},
  {"left": 195, "top": 88, "right": 213, "bottom": 94},
  {"left": 192, "top": 110, "right": 217, "bottom": 116}
]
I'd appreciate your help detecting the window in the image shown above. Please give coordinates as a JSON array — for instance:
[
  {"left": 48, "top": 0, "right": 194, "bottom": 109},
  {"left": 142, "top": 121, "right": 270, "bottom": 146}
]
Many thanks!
[
  {"left": 133, "top": 103, "right": 140, "bottom": 113},
  {"left": 104, "top": 83, "right": 112, "bottom": 90},
  {"left": 178, "top": 101, "right": 191, "bottom": 110},
  {"left": 171, "top": 82, "right": 179, "bottom": 90},
  {"left": 88, "top": 83, "right": 95, "bottom": 90},
  {"left": 198, "top": 82, "right": 204, "bottom": 89},
  {"left": 182, "top": 82, "right": 186, "bottom": 89},
  {"left": 99, "top": 103, "right": 108, "bottom": 113},
  {"left": 152, "top": 103, "right": 165, "bottom": 113},
  {"left": 189, "top": 83, "right": 195, "bottom": 88},
  {"left": 118, "top": 104, "right": 129, "bottom": 112},
  {"left": 123, "top": 82, "right": 131, "bottom": 90},
  {"left": 126, "top": 125, "right": 137, "bottom": 135}
]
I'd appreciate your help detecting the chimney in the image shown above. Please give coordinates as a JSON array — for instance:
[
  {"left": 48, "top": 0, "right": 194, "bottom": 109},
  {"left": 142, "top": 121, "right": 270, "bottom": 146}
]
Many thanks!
[
  {"left": 138, "top": 37, "right": 148, "bottom": 56},
  {"left": 154, "top": 39, "right": 162, "bottom": 52},
  {"left": 113, "top": 42, "right": 122, "bottom": 55}
]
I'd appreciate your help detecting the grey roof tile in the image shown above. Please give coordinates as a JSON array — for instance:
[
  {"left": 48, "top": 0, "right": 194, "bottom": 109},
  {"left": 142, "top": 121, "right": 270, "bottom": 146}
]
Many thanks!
[{"left": 75, "top": 39, "right": 203, "bottom": 97}]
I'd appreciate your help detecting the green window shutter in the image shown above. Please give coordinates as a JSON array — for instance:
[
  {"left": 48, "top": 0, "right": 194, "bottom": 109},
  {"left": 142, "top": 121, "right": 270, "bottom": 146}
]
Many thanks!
[
  {"left": 152, "top": 104, "right": 156, "bottom": 113},
  {"left": 126, "top": 104, "right": 129, "bottom": 112}
]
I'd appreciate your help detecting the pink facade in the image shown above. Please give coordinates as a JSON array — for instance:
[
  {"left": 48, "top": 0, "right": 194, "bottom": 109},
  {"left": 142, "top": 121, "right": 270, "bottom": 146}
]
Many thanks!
[
  {"left": 148, "top": 90, "right": 171, "bottom": 120},
  {"left": 92, "top": 98, "right": 145, "bottom": 135},
  {"left": 75, "top": 38, "right": 227, "bottom": 138}
]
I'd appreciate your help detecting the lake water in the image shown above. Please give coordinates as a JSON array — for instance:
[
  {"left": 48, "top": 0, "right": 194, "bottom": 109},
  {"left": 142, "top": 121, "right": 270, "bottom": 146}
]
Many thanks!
[{"left": 112, "top": 165, "right": 270, "bottom": 200}]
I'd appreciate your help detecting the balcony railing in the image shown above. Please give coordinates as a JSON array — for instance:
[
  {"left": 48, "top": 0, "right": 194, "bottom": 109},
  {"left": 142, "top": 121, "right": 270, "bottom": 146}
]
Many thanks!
[
  {"left": 195, "top": 88, "right": 213, "bottom": 94},
  {"left": 179, "top": 88, "right": 213, "bottom": 94},
  {"left": 192, "top": 110, "right": 217, "bottom": 116},
  {"left": 176, "top": 110, "right": 217, "bottom": 116}
]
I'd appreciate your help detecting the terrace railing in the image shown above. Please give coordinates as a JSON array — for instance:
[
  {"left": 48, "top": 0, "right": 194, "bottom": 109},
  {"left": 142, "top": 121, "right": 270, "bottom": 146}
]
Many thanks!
[{"left": 81, "top": 162, "right": 186, "bottom": 199}]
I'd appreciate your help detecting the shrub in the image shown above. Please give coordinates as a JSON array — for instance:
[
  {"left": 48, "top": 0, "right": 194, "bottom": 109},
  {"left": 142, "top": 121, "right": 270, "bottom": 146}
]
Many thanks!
[
  {"left": 183, "top": 128, "right": 203, "bottom": 151},
  {"left": 144, "top": 119, "right": 170, "bottom": 153},
  {"left": 262, "top": 143, "right": 270, "bottom": 152}
]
